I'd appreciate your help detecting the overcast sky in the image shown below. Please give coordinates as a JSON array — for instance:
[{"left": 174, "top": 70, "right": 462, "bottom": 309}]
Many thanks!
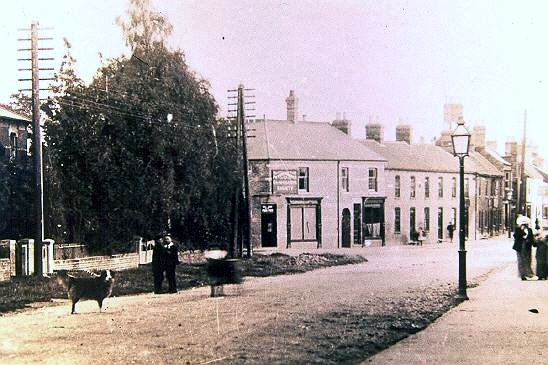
[{"left": 3, "top": 1, "right": 548, "bottom": 158}]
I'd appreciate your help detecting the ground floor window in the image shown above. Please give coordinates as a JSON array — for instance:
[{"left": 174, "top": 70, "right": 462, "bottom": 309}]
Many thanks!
[
  {"left": 394, "top": 207, "right": 401, "bottom": 233},
  {"left": 287, "top": 198, "right": 322, "bottom": 248},
  {"left": 353, "top": 204, "right": 362, "bottom": 245}
]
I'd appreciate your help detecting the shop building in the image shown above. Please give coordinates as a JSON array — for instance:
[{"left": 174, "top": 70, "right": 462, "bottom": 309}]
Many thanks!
[{"left": 247, "top": 93, "right": 386, "bottom": 249}]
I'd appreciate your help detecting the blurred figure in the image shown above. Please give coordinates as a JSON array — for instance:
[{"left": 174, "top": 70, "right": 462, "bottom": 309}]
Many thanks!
[{"left": 447, "top": 222, "right": 455, "bottom": 242}]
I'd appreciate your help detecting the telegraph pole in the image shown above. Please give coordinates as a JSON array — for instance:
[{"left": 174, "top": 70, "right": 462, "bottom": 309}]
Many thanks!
[
  {"left": 518, "top": 110, "right": 527, "bottom": 216},
  {"left": 17, "top": 22, "right": 54, "bottom": 276},
  {"left": 227, "top": 84, "right": 255, "bottom": 257}
]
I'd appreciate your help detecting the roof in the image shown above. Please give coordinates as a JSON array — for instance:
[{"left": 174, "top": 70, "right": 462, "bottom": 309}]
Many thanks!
[
  {"left": 362, "top": 139, "right": 503, "bottom": 176},
  {"left": 0, "top": 104, "right": 31, "bottom": 123},
  {"left": 482, "top": 147, "right": 512, "bottom": 167},
  {"left": 247, "top": 120, "right": 386, "bottom": 162},
  {"left": 468, "top": 150, "right": 504, "bottom": 177},
  {"left": 525, "top": 163, "right": 545, "bottom": 180},
  {"left": 533, "top": 165, "right": 548, "bottom": 183}
]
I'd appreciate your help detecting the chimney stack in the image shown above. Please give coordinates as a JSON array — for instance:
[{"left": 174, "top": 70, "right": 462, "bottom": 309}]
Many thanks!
[
  {"left": 286, "top": 90, "right": 298, "bottom": 123},
  {"left": 471, "top": 126, "right": 486, "bottom": 150},
  {"left": 331, "top": 112, "right": 352, "bottom": 135},
  {"left": 365, "top": 123, "right": 384, "bottom": 143},
  {"left": 396, "top": 124, "right": 412, "bottom": 144}
]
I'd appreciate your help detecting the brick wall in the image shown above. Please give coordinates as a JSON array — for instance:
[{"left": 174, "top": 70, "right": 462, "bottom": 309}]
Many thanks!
[
  {"left": 53, "top": 253, "right": 140, "bottom": 272},
  {"left": 0, "top": 259, "right": 10, "bottom": 281}
]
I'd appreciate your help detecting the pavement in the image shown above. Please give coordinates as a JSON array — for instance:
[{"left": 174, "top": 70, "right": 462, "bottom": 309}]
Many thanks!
[{"left": 365, "top": 261, "right": 547, "bottom": 365}]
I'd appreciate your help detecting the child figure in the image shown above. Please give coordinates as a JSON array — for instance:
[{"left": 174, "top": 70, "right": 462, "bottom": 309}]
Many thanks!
[{"left": 417, "top": 227, "right": 426, "bottom": 246}]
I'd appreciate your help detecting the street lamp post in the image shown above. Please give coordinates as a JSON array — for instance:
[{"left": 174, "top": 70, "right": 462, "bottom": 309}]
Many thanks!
[{"left": 451, "top": 117, "right": 471, "bottom": 300}]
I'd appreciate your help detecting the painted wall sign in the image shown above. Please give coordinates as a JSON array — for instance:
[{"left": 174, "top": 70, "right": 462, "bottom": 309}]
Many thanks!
[{"left": 272, "top": 170, "right": 298, "bottom": 194}]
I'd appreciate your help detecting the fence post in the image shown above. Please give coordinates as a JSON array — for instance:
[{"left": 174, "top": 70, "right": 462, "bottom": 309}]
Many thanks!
[
  {"left": 16, "top": 239, "right": 35, "bottom": 276},
  {"left": 42, "top": 239, "right": 54, "bottom": 274}
]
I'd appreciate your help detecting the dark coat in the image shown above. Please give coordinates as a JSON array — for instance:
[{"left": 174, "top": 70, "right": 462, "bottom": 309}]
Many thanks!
[
  {"left": 152, "top": 240, "right": 166, "bottom": 271},
  {"left": 164, "top": 242, "right": 179, "bottom": 268},
  {"left": 513, "top": 226, "right": 534, "bottom": 252}
]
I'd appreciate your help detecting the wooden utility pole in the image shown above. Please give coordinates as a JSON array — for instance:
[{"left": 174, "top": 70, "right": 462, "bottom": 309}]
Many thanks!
[
  {"left": 31, "top": 22, "right": 44, "bottom": 275},
  {"left": 17, "top": 22, "right": 53, "bottom": 275},
  {"left": 518, "top": 110, "right": 527, "bottom": 216},
  {"left": 227, "top": 84, "right": 255, "bottom": 257}
]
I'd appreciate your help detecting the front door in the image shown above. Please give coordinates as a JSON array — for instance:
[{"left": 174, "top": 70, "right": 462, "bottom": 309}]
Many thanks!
[
  {"left": 261, "top": 204, "right": 277, "bottom": 247},
  {"left": 341, "top": 208, "right": 351, "bottom": 248}
]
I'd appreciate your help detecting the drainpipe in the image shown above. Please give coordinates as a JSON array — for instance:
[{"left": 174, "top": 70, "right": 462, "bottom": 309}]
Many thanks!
[{"left": 337, "top": 160, "right": 340, "bottom": 248}]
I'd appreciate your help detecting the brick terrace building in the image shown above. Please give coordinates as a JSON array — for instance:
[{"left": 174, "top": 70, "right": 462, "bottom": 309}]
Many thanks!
[{"left": 364, "top": 124, "right": 504, "bottom": 245}]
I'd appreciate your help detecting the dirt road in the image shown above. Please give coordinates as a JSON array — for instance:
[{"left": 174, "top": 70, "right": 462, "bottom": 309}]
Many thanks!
[{"left": 0, "top": 238, "right": 515, "bottom": 364}]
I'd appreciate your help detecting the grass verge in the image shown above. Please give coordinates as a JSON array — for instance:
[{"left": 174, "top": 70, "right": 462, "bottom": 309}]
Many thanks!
[{"left": 0, "top": 252, "right": 365, "bottom": 315}]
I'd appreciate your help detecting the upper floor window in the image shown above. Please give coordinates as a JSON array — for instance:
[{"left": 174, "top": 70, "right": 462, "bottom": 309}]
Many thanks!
[
  {"left": 424, "top": 177, "right": 430, "bottom": 198},
  {"left": 451, "top": 177, "right": 457, "bottom": 198},
  {"left": 438, "top": 177, "right": 444, "bottom": 198},
  {"left": 395, "top": 175, "right": 401, "bottom": 198},
  {"left": 504, "top": 172, "right": 510, "bottom": 189},
  {"left": 341, "top": 167, "right": 349, "bottom": 192},
  {"left": 410, "top": 176, "right": 416, "bottom": 198},
  {"left": 368, "top": 168, "right": 378, "bottom": 191},
  {"left": 298, "top": 167, "right": 309, "bottom": 192}
]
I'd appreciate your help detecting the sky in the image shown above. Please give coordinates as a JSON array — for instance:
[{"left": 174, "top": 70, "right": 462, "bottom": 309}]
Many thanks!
[{"left": 2, "top": 0, "right": 548, "bottom": 158}]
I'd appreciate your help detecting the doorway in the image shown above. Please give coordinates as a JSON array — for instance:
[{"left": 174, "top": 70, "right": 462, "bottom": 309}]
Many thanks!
[
  {"left": 261, "top": 204, "right": 277, "bottom": 247},
  {"left": 341, "top": 208, "right": 351, "bottom": 248}
]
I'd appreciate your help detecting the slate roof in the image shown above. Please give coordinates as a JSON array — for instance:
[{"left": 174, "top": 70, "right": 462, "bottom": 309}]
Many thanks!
[
  {"left": 247, "top": 120, "right": 386, "bottom": 162},
  {"left": 482, "top": 147, "right": 511, "bottom": 167},
  {"left": 0, "top": 104, "right": 31, "bottom": 123},
  {"left": 362, "top": 140, "right": 503, "bottom": 176}
]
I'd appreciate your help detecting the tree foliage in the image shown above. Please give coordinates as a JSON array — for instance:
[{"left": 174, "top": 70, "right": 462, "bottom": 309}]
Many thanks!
[{"left": 39, "top": 0, "right": 238, "bottom": 251}]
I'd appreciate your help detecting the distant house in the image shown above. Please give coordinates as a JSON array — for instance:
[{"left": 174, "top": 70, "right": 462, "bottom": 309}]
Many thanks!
[
  {"left": 0, "top": 104, "right": 30, "bottom": 160},
  {"left": 246, "top": 92, "right": 386, "bottom": 249}
]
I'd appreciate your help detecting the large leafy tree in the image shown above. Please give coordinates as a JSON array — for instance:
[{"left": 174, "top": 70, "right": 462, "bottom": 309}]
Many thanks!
[{"left": 43, "top": 0, "right": 238, "bottom": 251}]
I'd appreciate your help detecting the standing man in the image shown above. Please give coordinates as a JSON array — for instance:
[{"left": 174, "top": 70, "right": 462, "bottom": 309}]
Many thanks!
[
  {"left": 152, "top": 235, "right": 166, "bottom": 294},
  {"left": 163, "top": 234, "right": 179, "bottom": 293}
]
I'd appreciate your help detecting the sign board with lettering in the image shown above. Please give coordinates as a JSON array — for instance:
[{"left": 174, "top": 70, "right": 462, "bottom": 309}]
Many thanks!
[
  {"left": 261, "top": 204, "right": 275, "bottom": 214},
  {"left": 272, "top": 170, "right": 298, "bottom": 194}
]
